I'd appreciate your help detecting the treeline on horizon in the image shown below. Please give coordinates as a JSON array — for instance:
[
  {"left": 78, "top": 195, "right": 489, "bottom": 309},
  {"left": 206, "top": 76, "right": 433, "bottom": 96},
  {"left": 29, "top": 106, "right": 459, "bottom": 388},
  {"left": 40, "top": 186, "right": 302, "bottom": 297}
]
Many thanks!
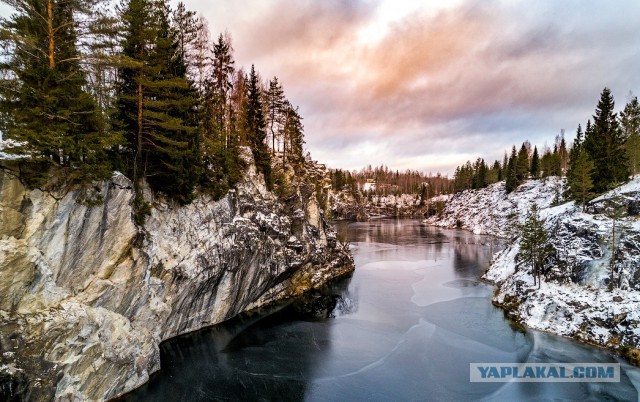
[
  {"left": 329, "top": 165, "right": 453, "bottom": 198},
  {"left": 453, "top": 87, "right": 640, "bottom": 206},
  {"left": 0, "top": 0, "right": 305, "bottom": 217}
]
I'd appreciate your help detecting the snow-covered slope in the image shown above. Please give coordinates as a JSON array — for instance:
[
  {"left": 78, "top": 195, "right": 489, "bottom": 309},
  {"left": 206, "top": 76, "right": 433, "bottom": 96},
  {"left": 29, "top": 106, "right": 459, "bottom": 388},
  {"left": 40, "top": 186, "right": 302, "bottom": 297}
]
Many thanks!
[
  {"left": 330, "top": 190, "right": 438, "bottom": 221},
  {"left": 426, "top": 178, "right": 564, "bottom": 235},
  {"left": 431, "top": 176, "right": 640, "bottom": 361}
]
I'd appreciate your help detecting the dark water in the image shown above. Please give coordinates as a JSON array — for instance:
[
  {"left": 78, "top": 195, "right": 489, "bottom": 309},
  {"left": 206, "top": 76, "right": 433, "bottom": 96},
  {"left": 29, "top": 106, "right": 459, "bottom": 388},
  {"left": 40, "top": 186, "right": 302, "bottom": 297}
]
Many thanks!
[{"left": 121, "top": 220, "right": 640, "bottom": 401}]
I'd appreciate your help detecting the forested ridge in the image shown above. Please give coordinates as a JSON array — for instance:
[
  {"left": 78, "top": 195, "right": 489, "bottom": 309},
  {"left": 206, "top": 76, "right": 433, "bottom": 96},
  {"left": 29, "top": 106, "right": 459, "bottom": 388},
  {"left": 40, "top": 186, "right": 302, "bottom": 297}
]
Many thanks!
[
  {"left": 0, "top": 0, "right": 305, "bottom": 220},
  {"left": 452, "top": 88, "right": 640, "bottom": 207},
  {"left": 329, "top": 165, "right": 452, "bottom": 197}
]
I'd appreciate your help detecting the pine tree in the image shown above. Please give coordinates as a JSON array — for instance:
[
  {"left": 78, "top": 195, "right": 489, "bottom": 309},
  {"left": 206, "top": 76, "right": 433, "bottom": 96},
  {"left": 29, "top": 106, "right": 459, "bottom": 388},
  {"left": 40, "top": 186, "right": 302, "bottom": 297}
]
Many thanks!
[
  {"left": 540, "top": 150, "right": 550, "bottom": 178},
  {"left": 283, "top": 101, "right": 304, "bottom": 167},
  {"left": 530, "top": 146, "right": 540, "bottom": 179},
  {"left": 171, "top": 2, "right": 198, "bottom": 72},
  {"left": 246, "top": 65, "right": 272, "bottom": 189},
  {"left": 583, "top": 88, "right": 629, "bottom": 192},
  {"left": 83, "top": 2, "right": 120, "bottom": 120},
  {"left": 266, "top": 76, "right": 285, "bottom": 152},
  {"left": 518, "top": 204, "right": 551, "bottom": 288},
  {"left": 190, "top": 17, "right": 211, "bottom": 94},
  {"left": 620, "top": 96, "right": 640, "bottom": 176},
  {"left": 566, "top": 148, "right": 594, "bottom": 210},
  {"left": 209, "top": 32, "right": 234, "bottom": 147},
  {"left": 0, "top": 0, "right": 113, "bottom": 183},
  {"left": 200, "top": 31, "right": 242, "bottom": 195},
  {"left": 113, "top": 0, "right": 159, "bottom": 181}
]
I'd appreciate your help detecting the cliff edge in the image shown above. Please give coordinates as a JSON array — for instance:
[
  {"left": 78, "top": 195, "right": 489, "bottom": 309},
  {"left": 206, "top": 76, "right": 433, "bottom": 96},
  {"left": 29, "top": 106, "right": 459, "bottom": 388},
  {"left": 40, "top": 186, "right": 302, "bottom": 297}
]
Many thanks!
[{"left": 0, "top": 152, "right": 354, "bottom": 401}]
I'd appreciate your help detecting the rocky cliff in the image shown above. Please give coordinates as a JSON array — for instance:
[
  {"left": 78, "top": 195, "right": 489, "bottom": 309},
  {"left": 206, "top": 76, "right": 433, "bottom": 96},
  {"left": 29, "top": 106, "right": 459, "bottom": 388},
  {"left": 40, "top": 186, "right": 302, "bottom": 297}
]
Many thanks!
[
  {"left": 0, "top": 153, "right": 354, "bottom": 401},
  {"left": 429, "top": 176, "right": 640, "bottom": 362},
  {"left": 330, "top": 190, "right": 440, "bottom": 221}
]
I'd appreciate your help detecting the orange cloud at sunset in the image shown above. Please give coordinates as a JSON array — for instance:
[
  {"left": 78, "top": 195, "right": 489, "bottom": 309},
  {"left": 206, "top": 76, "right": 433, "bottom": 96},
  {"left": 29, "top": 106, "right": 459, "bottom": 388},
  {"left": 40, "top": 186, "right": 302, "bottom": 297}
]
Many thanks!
[{"left": 181, "top": 0, "right": 640, "bottom": 173}]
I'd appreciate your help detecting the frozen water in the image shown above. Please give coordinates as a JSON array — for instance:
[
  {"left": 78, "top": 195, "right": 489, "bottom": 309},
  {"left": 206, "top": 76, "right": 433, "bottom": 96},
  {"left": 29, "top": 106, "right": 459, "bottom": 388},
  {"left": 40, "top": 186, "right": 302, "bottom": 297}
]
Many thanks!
[{"left": 121, "top": 220, "right": 639, "bottom": 401}]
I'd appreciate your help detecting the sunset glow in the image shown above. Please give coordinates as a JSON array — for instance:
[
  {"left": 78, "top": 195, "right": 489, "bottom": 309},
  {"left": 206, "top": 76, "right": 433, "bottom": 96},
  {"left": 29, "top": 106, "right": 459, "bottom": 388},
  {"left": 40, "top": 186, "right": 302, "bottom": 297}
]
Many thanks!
[{"left": 177, "top": 0, "right": 640, "bottom": 174}]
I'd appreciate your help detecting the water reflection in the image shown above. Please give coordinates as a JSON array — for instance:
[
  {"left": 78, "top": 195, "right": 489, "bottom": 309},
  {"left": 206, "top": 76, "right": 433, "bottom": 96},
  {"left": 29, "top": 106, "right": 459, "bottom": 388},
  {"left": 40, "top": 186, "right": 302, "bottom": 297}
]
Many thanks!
[
  {"left": 121, "top": 219, "right": 638, "bottom": 402},
  {"left": 120, "top": 286, "right": 350, "bottom": 402}
]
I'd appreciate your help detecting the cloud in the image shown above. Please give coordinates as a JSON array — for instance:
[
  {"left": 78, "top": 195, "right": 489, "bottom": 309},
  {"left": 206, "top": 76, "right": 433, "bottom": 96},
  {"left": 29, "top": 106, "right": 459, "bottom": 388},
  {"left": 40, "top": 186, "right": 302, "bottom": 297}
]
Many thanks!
[{"left": 184, "top": 0, "right": 640, "bottom": 174}]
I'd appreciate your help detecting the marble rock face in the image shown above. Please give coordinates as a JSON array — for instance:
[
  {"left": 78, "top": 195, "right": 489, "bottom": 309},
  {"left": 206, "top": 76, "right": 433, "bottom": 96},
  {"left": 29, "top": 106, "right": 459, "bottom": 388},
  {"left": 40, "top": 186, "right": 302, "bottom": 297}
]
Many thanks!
[{"left": 0, "top": 157, "right": 354, "bottom": 401}]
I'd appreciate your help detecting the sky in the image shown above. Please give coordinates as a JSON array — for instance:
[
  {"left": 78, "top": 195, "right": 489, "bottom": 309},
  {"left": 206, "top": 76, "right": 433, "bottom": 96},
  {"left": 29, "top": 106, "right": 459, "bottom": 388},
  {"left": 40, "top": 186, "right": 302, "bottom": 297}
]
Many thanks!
[
  {"left": 179, "top": 0, "right": 640, "bottom": 174},
  {"left": 2, "top": 1, "right": 639, "bottom": 174}
]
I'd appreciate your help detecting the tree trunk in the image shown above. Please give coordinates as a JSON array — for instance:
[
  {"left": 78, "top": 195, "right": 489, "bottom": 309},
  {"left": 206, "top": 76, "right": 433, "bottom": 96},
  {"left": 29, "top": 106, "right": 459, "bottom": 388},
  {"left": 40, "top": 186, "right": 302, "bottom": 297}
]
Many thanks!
[
  {"left": 271, "top": 122, "right": 275, "bottom": 153},
  {"left": 538, "top": 266, "right": 541, "bottom": 290},
  {"left": 47, "top": 0, "right": 55, "bottom": 69},
  {"left": 136, "top": 80, "right": 143, "bottom": 182},
  {"left": 282, "top": 113, "right": 289, "bottom": 169}
]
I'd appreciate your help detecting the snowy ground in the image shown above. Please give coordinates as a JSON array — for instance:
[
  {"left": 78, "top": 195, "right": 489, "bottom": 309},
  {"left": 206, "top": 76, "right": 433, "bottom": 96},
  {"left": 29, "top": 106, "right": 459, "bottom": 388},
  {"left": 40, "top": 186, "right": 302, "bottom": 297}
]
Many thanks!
[
  {"left": 0, "top": 136, "right": 27, "bottom": 160},
  {"left": 425, "top": 178, "right": 564, "bottom": 235},
  {"left": 431, "top": 176, "right": 640, "bottom": 356}
]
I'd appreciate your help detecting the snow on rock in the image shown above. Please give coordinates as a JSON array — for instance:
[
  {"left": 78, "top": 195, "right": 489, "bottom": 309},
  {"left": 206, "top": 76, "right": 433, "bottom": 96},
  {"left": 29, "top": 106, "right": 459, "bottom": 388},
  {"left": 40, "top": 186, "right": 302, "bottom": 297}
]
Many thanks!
[
  {"left": 330, "top": 189, "right": 434, "bottom": 221},
  {"left": 0, "top": 151, "right": 354, "bottom": 401},
  {"left": 431, "top": 176, "right": 640, "bottom": 359},
  {"left": 0, "top": 137, "right": 28, "bottom": 160},
  {"left": 366, "top": 193, "right": 424, "bottom": 218},
  {"left": 493, "top": 272, "right": 640, "bottom": 353},
  {"left": 426, "top": 177, "right": 565, "bottom": 236},
  {"left": 483, "top": 244, "right": 519, "bottom": 283}
]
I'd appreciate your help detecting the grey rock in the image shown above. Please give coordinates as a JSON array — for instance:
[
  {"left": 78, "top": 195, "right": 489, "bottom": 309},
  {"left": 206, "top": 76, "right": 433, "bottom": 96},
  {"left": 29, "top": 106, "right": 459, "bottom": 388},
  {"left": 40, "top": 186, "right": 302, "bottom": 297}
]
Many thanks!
[{"left": 0, "top": 154, "right": 353, "bottom": 401}]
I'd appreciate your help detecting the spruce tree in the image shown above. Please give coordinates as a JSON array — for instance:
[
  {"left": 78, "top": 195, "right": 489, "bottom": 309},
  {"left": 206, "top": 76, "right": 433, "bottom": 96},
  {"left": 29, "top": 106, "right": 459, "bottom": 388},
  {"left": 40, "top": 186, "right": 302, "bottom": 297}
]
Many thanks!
[
  {"left": 550, "top": 144, "right": 562, "bottom": 176},
  {"left": 246, "top": 65, "right": 272, "bottom": 189},
  {"left": 515, "top": 143, "right": 530, "bottom": 182},
  {"left": 620, "top": 96, "right": 640, "bottom": 175},
  {"left": 530, "top": 146, "right": 540, "bottom": 179},
  {"left": 583, "top": 88, "right": 629, "bottom": 192},
  {"left": 492, "top": 160, "right": 502, "bottom": 182},
  {"left": 472, "top": 158, "right": 488, "bottom": 189},
  {"left": 143, "top": 0, "right": 200, "bottom": 202},
  {"left": 114, "top": 0, "right": 200, "bottom": 204},
  {"left": 505, "top": 146, "right": 518, "bottom": 193}
]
